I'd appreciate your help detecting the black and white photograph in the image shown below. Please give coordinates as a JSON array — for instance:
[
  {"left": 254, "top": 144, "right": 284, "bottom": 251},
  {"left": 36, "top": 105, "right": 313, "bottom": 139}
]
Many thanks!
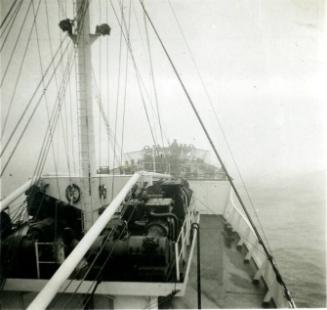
[{"left": 0, "top": 0, "right": 326, "bottom": 309}]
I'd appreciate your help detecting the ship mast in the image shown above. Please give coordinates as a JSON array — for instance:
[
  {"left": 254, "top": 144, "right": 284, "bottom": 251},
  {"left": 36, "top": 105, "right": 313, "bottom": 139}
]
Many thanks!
[
  {"left": 59, "top": 0, "right": 109, "bottom": 230},
  {"left": 76, "top": 0, "right": 96, "bottom": 231},
  {"left": 76, "top": 0, "right": 95, "bottom": 179}
]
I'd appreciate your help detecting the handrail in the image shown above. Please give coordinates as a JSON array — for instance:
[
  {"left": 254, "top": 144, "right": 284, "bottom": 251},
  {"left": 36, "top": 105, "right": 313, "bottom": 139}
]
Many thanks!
[
  {"left": 176, "top": 213, "right": 188, "bottom": 245},
  {"left": 174, "top": 209, "right": 197, "bottom": 281},
  {"left": 27, "top": 172, "right": 143, "bottom": 310},
  {"left": 225, "top": 191, "right": 296, "bottom": 308}
]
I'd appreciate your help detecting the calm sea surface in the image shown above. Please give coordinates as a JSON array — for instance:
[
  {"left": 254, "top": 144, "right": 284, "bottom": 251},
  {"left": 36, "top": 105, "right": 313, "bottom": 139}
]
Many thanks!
[
  {"left": 247, "top": 171, "right": 326, "bottom": 308},
  {"left": 2, "top": 171, "right": 326, "bottom": 307}
]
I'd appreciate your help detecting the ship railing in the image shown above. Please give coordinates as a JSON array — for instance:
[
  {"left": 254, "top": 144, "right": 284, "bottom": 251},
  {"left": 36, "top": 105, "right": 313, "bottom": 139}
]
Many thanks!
[
  {"left": 174, "top": 202, "right": 198, "bottom": 282},
  {"left": 34, "top": 242, "right": 58, "bottom": 279},
  {"left": 223, "top": 191, "right": 294, "bottom": 308}
]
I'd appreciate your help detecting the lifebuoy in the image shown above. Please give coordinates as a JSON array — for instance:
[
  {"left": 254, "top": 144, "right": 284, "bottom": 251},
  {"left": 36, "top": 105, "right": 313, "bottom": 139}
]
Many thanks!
[{"left": 65, "top": 184, "right": 81, "bottom": 204}]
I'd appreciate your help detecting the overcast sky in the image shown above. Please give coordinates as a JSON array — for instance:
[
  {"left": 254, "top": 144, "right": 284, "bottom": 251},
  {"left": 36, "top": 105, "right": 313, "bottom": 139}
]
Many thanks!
[{"left": 1, "top": 0, "right": 326, "bottom": 192}]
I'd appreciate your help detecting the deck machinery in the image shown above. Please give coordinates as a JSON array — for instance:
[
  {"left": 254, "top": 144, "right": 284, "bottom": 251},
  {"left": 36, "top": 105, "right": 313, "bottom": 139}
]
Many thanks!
[{"left": 0, "top": 178, "right": 193, "bottom": 283}]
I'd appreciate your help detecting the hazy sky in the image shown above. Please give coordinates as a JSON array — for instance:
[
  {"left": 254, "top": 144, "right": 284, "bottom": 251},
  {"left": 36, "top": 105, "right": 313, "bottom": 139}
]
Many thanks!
[{"left": 1, "top": 0, "right": 326, "bottom": 192}]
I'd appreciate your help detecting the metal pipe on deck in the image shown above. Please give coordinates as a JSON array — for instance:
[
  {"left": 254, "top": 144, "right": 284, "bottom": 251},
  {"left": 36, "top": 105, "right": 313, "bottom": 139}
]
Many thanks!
[
  {"left": 27, "top": 172, "right": 141, "bottom": 310},
  {"left": 0, "top": 179, "right": 33, "bottom": 212}
]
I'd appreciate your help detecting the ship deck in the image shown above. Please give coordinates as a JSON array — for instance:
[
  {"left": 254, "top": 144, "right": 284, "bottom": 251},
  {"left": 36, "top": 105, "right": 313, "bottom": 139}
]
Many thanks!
[
  {"left": 0, "top": 214, "right": 277, "bottom": 309},
  {"left": 164, "top": 214, "right": 266, "bottom": 309}
]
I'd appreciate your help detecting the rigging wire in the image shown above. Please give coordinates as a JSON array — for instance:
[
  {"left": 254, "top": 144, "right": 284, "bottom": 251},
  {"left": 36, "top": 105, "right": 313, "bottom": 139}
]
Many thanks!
[
  {"left": 110, "top": 0, "right": 161, "bottom": 158},
  {"left": 58, "top": 1, "right": 82, "bottom": 179},
  {"left": 24, "top": 0, "right": 91, "bottom": 236},
  {"left": 0, "top": 40, "right": 72, "bottom": 177},
  {"left": 130, "top": 1, "right": 147, "bottom": 66},
  {"left": 60, "top": 229, "right": 116, "bottom": 308},
  {"left": 67, "top": 53, "right": 77, "bottom": 175},
  {"left": 74, "top": 50, "right": 82, "bottom": 175},
  {"left": 0, "top": 0, "right": 33, "bottom": 85},
  {"left": 120, "top": 0, "right": 132, "bottom": 168},
  {"left": 121, "top": 0, "right": 172, "bottom": 162},
  {"left": 58, "top": 40, "right": 73, "bottom": 178},
  {"left": 131, "top": 1, "right": 173, "bottom": 170},
  {"left": 138, "top": 1, "right": 295, "bottom": 306},
  {"left": 0, "top": 36, "right": 69, "bottom": 157},
  {"left": 31, "top": 0, "right": 72, "bottom": 185},
  {"left": 2, "top": 1, "right": 106, "bottom": 300},
  {"left": 91, "top": 66, "right": 122, "bottom": 168},
  {"left": 166, "top": 0, "right": 273, "bottom": 251},
  {"left": 105, "top": 0, "right": 111, "bottom": 172},
  {"left": 112, "top": 0, "right": 125, "bottom": 177},
  {"left": 129, "top": 2, "right": 161, "bottom": 149},
  {"left": 46, "top": 0, "right": 79, "bottom": 178},
  {"left": 109, "top": 0, "right": 125, "bottom": 202},
  {"left": 30, "top": 0, "right": 56, "bottom": 177},
  {"left": 27, "top": 0, "right": 92, "bottom": 226},
  {"left": 50, "top": 4, "right": 132, "bottom": 302},
  {"left": 60, "top": 203, "right": 138, "bottom": 309},
  {"left": 57, "top": 65, "right": 73, "bottom": 178},
  {"left": 0, "top": 0, "right": 19, "bottom": 30},
  {"left": 58, "top": 222, "right": 119, "bottom": 308},
  {"left": 76, "top": 207, "right": 140, "bottom": 309},
  {"left": 25, "top": 47, "right": 75, "bottom": 185},
  {"left": 142, "top": 7, "right": 168, "bottom": 167},
  {"left": 0, "top": 0, "right": 23, "bottom": 43},
  {"left": 1, "top": 0, "right": 42, "bottom": 134},
  {"left": 98, "top": 0, "right": 103, "bottom": 181}
]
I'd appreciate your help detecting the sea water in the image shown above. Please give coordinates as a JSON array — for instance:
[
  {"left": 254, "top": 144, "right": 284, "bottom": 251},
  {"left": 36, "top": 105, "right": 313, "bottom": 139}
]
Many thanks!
[
  {"left": 1, "top": 171, "right": 326, "bottom": 307},
  {"left": 247, "top": 171, "right": 326, "bottom": 308}
]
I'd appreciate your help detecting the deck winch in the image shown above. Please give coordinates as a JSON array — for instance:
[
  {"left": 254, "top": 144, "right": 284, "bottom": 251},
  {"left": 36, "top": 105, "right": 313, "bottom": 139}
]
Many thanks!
[{"left": 86, "top": 179, "right": 192, "bottom": 281}]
